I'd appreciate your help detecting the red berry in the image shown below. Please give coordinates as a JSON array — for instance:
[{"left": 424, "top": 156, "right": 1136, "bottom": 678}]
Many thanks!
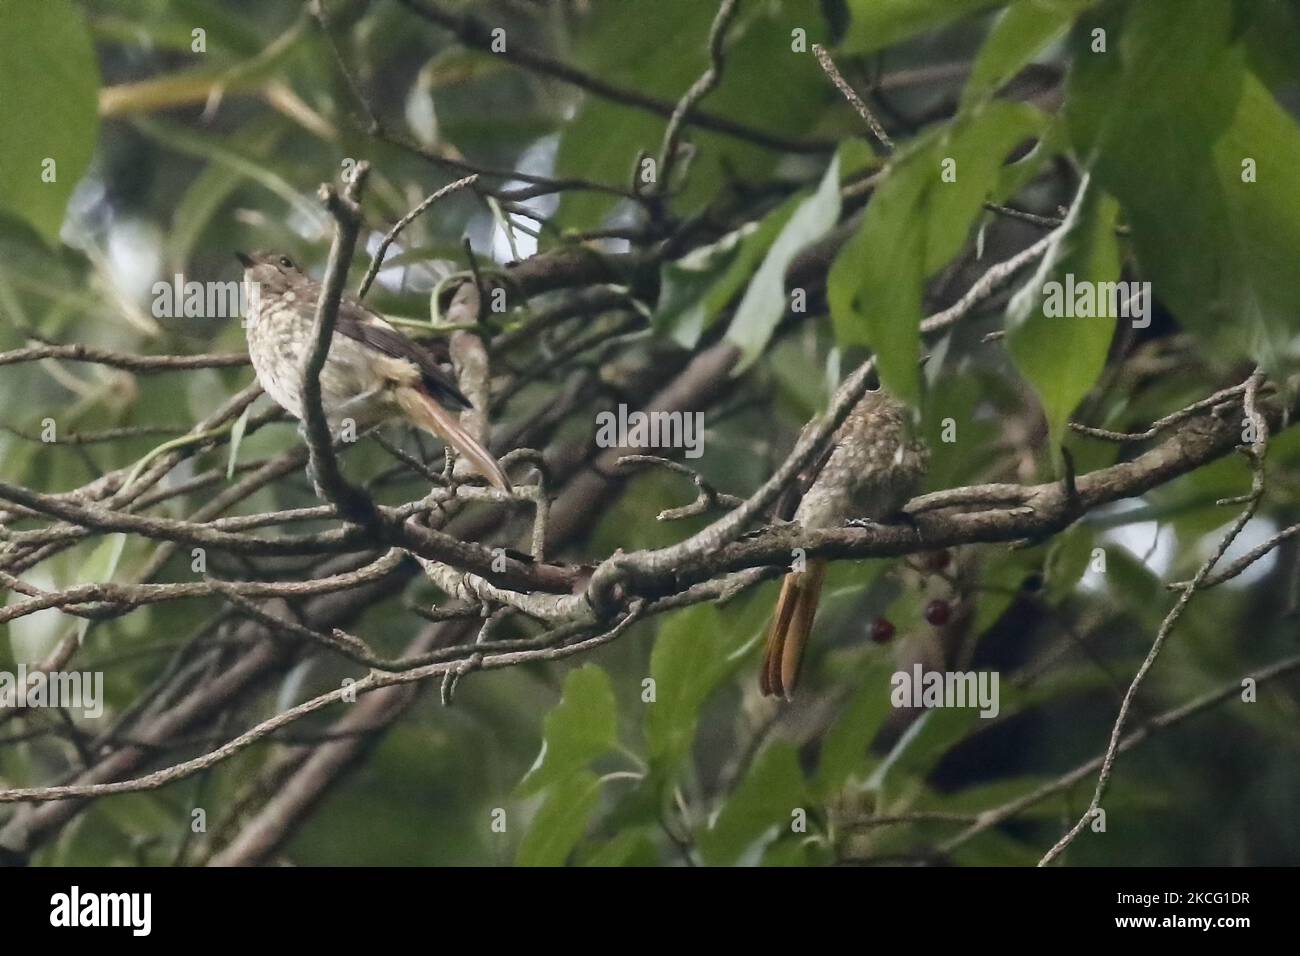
[
  {"left": 924, "top": 599, "right": 952, "bottom": 627},
  {"left": 870, "top": 617, "right": 896, "bottom": 644},
  {"left": 925, "top": 550, "right": 952, "bottom": 572}
]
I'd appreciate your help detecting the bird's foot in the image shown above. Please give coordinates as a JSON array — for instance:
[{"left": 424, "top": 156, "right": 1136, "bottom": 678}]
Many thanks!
[
  {"left": 846, "top": 511, "right": 922, "bottom": 542},
  {"left": 304, "top": 459, "right": 329, "bottom": 501},
  {"left": 295, "top": 423, "right": 330, "bottom": 499},
  {"left": 846, "top": 509, "right": 918, "bottom": 527}
]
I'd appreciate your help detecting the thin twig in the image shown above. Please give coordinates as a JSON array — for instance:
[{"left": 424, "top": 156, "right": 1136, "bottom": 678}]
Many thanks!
[
  {"left": 615, "top": 454, "right": 745, "bottom": 521},
  {"left": 394, "top": 0, "right": 830, "bottom": 155},
  {"left": 1037, "top": 372, "right": 1267, "bottom": 866},
  {"left": 653, "top": 0, "right": 740, "bottom": 196},
  {"left": 0, "top": 345, "right": 248, "bottom": 372},
  {"left": 301, "top": 163, "right": 380, "bottom": 525},
  {"left": 812, "top": 43, "right": 893, "bottom": 152},
  {"left": 356, "top": 174, "right": 479, "bottom": 298}
]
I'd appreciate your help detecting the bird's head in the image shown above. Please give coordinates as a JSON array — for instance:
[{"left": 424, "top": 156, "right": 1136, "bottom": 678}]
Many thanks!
[{"left": 235, "top": 250, "right": 308, "bottom": 296}]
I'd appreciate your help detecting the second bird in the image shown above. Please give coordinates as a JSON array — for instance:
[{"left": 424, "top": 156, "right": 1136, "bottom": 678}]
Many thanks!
[
  {"left": 237, "top": 251, "right": 511, "bottom": 494},
  {"left": 761, "top": 388, "right": 928, "bottom": 699}
]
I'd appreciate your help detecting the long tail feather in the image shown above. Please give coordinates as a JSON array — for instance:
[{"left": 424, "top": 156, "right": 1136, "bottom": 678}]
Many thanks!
[
  {"left": 395, "top": 386, "right": 512, "bottom": 493},
  {"left": 760, "top": 559, "right": 827, "bottom": 699}
]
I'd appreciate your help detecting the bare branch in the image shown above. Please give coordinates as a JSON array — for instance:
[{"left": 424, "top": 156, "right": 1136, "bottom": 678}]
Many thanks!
[
  {"left": 812, "top": 43, "right": 893, "bottom": 152},
  {"left": 301, "top": 163, "right": 379, "bottom": 526},
  {"left": 356, "top": 174, "right": 480, "bottom": 299},
  {"left": 0, "top": 344, "right": 248, "bottom": 372}
]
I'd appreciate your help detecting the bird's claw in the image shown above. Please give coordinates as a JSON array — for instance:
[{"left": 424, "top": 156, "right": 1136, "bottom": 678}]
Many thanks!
[
  {"left": 846, "top": 511, "right": 921, "bottom": 532},
  {"left": 845, "top": 517, "right": 880, "bottom": 529},
  {"left": 304, "top": 459, "right": 329, "bottom": 501}
]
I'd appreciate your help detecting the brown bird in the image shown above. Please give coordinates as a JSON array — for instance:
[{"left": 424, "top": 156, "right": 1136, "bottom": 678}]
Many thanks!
[
  {"left": 236, "top": 251, "right": 511, "bottom": 493},
  {"left": 761, "top": 388, "right": 928, "bottom": 699}
]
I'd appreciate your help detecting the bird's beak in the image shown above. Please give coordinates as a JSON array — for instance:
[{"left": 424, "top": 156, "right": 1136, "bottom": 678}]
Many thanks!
[{"left": 234, "top": 251, "right": 254, "bottom": 268}]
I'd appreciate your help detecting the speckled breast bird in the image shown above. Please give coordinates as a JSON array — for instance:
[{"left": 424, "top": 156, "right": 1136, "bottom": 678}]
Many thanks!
[
  {"left": 761, "top": 388, "right": 928, "bottom": 699},
  {"left": 236, "top": 251, "right": 510, "bottom": 493}
]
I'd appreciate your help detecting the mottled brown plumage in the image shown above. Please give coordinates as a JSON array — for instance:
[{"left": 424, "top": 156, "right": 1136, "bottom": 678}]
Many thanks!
[
  {"left": 237, "top": 250, "right": 510, "bottom": 493},
  {"left": 761, "top": 388, "right": 928, "bottom": 699}
]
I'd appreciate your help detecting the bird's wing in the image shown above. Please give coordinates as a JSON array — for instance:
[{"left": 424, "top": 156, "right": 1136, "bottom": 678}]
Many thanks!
[
  {"left": 334, "top": 302, "right": 473, "bottom": 411},
  {"left": 773, "top": 423, "right": 837, "bottom": 522}
]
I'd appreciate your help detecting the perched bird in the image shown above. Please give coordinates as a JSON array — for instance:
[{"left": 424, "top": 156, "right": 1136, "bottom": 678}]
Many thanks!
[
  {"left": 236, "top": 251, "right": 511, "bottom": 493},
  {"left": 761, "top": 388, "right": 928, "bottom": 699}
]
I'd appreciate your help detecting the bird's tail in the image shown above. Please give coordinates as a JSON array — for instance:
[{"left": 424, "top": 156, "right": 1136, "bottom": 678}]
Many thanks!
[
  {"left": 760, "top": 558, "right": 827, "bottom": 699},
  {"left": 395, "top": 386, "right": 512, "bottom": 494}
]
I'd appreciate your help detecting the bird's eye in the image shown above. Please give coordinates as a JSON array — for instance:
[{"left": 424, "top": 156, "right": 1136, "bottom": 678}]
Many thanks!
[{"left": 278, "top": 256, "right": 294, "bottom": 270}]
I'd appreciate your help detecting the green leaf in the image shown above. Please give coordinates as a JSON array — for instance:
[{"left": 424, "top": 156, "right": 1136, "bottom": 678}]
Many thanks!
[
  {"left": 829, "top": 101, "right": 1046, "bottom": 407},
  {"left": 654, "top": 259, "right": 729, "bottom": 351},
  {"left": 1006, "top": 177, "right": 1120, "bottom": 449},
  {"left": 1241, "top": 0, "right": 1300, "bottom": 93},
  {"left": 816, "top": 658, "right": 896, "bottom": 794},
  {"left": 653, "top": 202, "right": 796, "bottom": 350},
  {"left": 0, "top": 0, "right": 100, "bottom": 245},
  {"left": 962, "top": 0, "right": 1089, "bottom": 108},
  {"left": 1064, "top": 0, "right": 1300, "bottom": 371},
  {"left": 515, "top": 770, "right": 603, "bottom": 866},
  {"left": 843, "top": 0, "right": 1006, "bottom": 54},
  {"left": 644, "top": 603, "right": 739, "bottom": 772},
  {"left": 725, "top": 154, "right": 842, "bottom": 371},
  {"left": 870, "top": 706, "right": 982, "bottom": 798},
  {"left": 133, "top": 117, "right": 325, "bottom": 227},
  {"left": 1044, "top": 522, "right": 1097, "bottom": 600},
  {"left": 555, "top": 0, "right": 830, "bottom": 230},
  {"left": 579, "top": 828, "right": 661, "bottom": 867},
  {"left": 516, "top": 664, "right": 618, "bottom": 796},
  {"left": 696, "top": 742, "right": 807, "bottom": 866},
  {"left": 760, "top": 838, "right": 835, "bottom": 867}
]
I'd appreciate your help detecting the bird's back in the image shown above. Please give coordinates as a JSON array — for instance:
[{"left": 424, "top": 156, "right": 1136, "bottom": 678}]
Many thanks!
[{"left": 795, "top": 390, "right": 927, "bottom": 528}]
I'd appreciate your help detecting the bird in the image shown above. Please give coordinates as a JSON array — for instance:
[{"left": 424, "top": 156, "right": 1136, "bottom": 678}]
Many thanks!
[
  {"left": 236, "top": 250, "right": 511, "bottom": 494},
  {"left": 760, "top": 388, "right": 928, "bottom": 699}
]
